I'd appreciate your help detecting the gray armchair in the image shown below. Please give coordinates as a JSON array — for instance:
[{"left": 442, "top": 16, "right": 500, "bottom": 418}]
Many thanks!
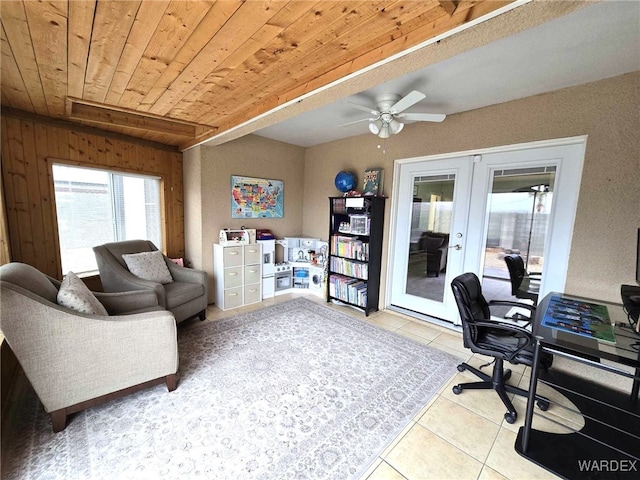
[
  {"left": 93, "top": 240, "right": 207, "bottom": 323},
  {"left": 0, "top": 262, "right": 178, "bottom": 432}
]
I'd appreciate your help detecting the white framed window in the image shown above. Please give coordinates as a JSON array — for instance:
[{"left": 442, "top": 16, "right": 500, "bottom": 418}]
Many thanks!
[{"left": 52, "top": 164, "right": 162, "bottom": 275}]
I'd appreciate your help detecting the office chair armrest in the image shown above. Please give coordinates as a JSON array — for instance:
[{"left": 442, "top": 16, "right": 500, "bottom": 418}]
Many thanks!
[
  {"left": 472, "top": 320, "right": 533, "bottom": 336},
  {"left": 488, "top": 300, "right": 536, "bottom": 313},
  {"left": 472, "top": 320, "right": 535, "bottom": 363},
  {"left": 527, "top": 272, "right": 542, "bottom": 278},
  {"left": 488, "top": 300, "right": 535, "bottom": 327}
]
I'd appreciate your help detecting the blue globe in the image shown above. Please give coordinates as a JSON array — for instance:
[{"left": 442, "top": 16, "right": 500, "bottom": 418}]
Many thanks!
[{"left": 334, "top": 171, "right": 357, "bottom": 193}]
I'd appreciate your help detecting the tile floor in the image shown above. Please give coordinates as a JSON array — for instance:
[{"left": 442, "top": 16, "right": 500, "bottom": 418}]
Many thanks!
[{"left": 196, "top": 292, "right": 565, "bottom": 480}]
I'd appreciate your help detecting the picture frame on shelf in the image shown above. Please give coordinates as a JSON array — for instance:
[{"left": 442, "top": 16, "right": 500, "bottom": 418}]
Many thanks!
[{"left": 362, "top": 168, "right": 384, "bottom": 196}]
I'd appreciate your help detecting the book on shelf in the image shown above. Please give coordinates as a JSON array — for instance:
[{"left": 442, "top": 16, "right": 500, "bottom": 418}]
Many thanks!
[
  {"left": 330, "top": 256, "right": 368, "bottom": 279},
  {"left": 362, "top": 168, "right": 383, "bottom": 196},
  {"left": 329, "top": 274, "right": 368, "bottom": 307},
  {"left": 541, "top": 295, "right": 616, "bottom": 345},
  {"left": 331, "top": 235, "right": 369, "bottom": 261}
]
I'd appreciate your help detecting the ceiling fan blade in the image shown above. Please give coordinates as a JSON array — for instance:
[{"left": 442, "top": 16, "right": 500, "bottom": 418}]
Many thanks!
[
  {"left": 400, "top": 112, "right": 446, "bottom": 122},
  {"left": 389, "top": 90, "right": 426, "bottom": 114},
  {"left": 346, "top": 101, "right": 379, "bottom": 115},
  {"left": 339, "top": 118, "right": 374, "bottom": 127}
]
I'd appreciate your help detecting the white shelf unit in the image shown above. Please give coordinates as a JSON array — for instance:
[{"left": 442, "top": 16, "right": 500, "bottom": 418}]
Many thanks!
[{"left": 213, "top": 243, "right": 262, "bottom": 310}]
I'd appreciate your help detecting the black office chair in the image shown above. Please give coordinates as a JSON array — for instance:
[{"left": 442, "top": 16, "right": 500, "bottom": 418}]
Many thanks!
[
  {"left": 451, "top": 273, "right": 552, "bottom": 423},
  {"left": 504, "top": 254, "right": 541, "bottom": 304}
]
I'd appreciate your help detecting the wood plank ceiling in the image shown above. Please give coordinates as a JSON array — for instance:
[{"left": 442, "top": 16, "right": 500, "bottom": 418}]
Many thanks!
[{"left": 1, "top": 0, "right": 513, "bottom": 150}]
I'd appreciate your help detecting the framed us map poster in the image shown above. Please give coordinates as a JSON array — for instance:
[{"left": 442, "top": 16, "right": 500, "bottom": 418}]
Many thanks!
[{"left": 231, "top": 175, "right": 284, "bottom": 218}]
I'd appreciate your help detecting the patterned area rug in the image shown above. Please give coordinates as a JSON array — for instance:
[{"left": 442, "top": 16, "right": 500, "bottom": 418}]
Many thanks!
[{"left": 3, "top": 298, "right": 459, "bottom": 480}]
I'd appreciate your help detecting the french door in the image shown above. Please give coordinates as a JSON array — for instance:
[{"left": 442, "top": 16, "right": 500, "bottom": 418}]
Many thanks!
[
  {"left": 388, "top": 138, "right": 586, "bottom": 325},
  {"left": 389, "top": 156, "right": 473, "bottom": 321}
]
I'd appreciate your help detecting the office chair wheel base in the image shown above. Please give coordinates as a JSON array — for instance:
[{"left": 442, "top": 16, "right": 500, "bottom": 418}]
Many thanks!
[
  {"left": 457, "top": 364, "right": 466, "bottom": 372},
  {"left": 504, "top": 412, "right": 517, "bottom": 424},
  {"left": 452, "top": 385, "right": 463, "bottom": 395},
  {"left": 536, "top": 399, "right": 550, "bottom": 411}
]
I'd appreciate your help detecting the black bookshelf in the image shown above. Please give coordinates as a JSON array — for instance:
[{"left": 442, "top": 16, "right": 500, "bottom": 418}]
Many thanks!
[{"left": 326, "top": 196, "right": 385, "bottom": 316}]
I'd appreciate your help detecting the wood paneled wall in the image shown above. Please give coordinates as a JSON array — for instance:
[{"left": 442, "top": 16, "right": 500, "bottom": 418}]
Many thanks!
[{"left": 1, "top": 109, "right": 184, "bottom": 279}]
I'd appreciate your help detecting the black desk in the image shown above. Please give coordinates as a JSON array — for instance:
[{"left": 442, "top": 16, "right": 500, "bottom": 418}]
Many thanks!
[{"left": 515, "top": 292, "right": 640, "bottom": 479}]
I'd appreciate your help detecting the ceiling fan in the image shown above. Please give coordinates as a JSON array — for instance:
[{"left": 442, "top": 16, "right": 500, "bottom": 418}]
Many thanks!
[{"left": 342, "top": 90, "right": 446, "bottom": 138}]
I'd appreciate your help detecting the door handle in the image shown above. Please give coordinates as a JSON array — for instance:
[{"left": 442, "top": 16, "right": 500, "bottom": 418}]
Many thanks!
[{"left": 449, "top": 244, "right": 462, "bottom": 251}]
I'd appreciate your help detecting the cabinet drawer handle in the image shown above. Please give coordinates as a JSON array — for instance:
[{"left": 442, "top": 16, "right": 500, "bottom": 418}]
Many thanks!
[
  {"left": 248, "top": 289, "right": 257, "bottom": 293},
  {"left": 248, "top": 269, "right": 257, "bottom": 273},
  {"left": 229, "top": 251, "right": 239, "bottom": 255},
  {"left": 229, "top": 272, "right": 238, "bottom": 276},
  {"left": 229, "top": 292, "right": 238, "bottom": 297}
]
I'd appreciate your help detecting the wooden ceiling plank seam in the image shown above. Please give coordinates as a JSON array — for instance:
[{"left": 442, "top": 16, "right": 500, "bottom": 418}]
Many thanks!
[
  {"left": 132, "top": 0, "right": 243, "bottom": 112},
  {"left": 142, "top": 0, "right": 217, "bottom": 66},
  {"left": 185, "top": 0, "right": 418, "bottom": 123},
  {"left": 167, "top": 0, "right": 363, "bottom": 119},
  {"left": 157, "top": 0, "right": 323, "bottom": 119},
  {"left": 83, "top": 0, "right": 142, "bottom": 103},
  {"left": 145, "top": 0, "right": 293, "bottom": 117},
  {"left": 189, "top": 1, "right": 388, "bottom": 116},
  {"left": 0, "top": 1, "right": 49, "bottom": 116},
  {"left": 298, "top": 0, "right": 513, "bottom": 94},
  {"left": 190, "top": 0, "right": 435, "bottom": 124},
  {"left": 116, "top": 0, "right": 221, "bottom": 110},
  {"left": 22, "top": 0, "right": 69, "bottom": 116},
  {"left": 209, "top": 0, "right": 479, "bottom": 128},
  {"left": 167, "top": 23, "right": 288, "bottom": 113},
  {"left": 169, "top": 0, "right": 385, "bottom": 121},
  {"left": 212, "top": 0, "right": 507, "bottom": 135},
  {"left": 104, "top": 0, "right": 171, "bottom": 105},
  {"left": 272, "top": 2, "right": 478, "bottom": 111},
  {"left": 1, "top": 23, "right": 35, "bottom": 112},
  {"left": 282, "top": 1, "right": 444, "bottom": 86},
  {"left": 67, "top": 0, "right": 96, "bottom": 100},
  {"left": 286, "top": 0, "right": 458, "bottom": 87}
]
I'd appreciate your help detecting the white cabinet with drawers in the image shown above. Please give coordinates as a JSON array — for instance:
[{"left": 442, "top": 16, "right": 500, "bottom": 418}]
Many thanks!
[{"left": 213, "top": 243, "right": 262, "bottom": 310}]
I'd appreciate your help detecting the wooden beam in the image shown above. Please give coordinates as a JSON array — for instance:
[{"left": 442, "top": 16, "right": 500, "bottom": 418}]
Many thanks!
[
  {"left": 65, "top": 98, "right": 209, "bottom": 138},
  {"left": 439, "top": 1, "right": 459, "bottom": 16}
]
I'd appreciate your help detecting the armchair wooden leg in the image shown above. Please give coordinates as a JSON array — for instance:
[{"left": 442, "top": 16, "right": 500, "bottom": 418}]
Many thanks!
[
  {"left": 166, "top": 374, "right": 177, "bottom": 392},
  {"left": 199, "top": 309, "right": 206, "bottom": 321},
  {"left": 50, "top": 409, "right": 67, "bottom": 433}
]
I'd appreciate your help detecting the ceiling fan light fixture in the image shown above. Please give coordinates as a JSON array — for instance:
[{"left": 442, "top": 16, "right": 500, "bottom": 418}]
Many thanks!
[
  {"left": 353, "top": 90, "right": 446, "bottom": 139},
  {"left": 389, "top": 119, "right": 404, "bottom": 134}
]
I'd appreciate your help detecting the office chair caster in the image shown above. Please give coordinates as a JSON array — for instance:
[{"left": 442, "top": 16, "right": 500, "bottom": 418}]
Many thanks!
[
  {"left": 457, "top": 364, "right": 466, "bottom": 372},
  {"left": 504, "top": 412, "right": 517, "bottom": 424},
  {"left": 536, "top": 399, "right": 550, "bottom": 411},
  {"left": 452, "top": 385, "right": 463, "bottom": 394}
]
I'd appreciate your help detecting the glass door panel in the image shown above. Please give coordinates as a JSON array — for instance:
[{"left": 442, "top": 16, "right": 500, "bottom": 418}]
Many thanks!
[
  {"left": 483, "top": 168, "right": 556, "bottom": 280},
  {"left": 406, "top": 177, "right": 454, "bottom": 303}
]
